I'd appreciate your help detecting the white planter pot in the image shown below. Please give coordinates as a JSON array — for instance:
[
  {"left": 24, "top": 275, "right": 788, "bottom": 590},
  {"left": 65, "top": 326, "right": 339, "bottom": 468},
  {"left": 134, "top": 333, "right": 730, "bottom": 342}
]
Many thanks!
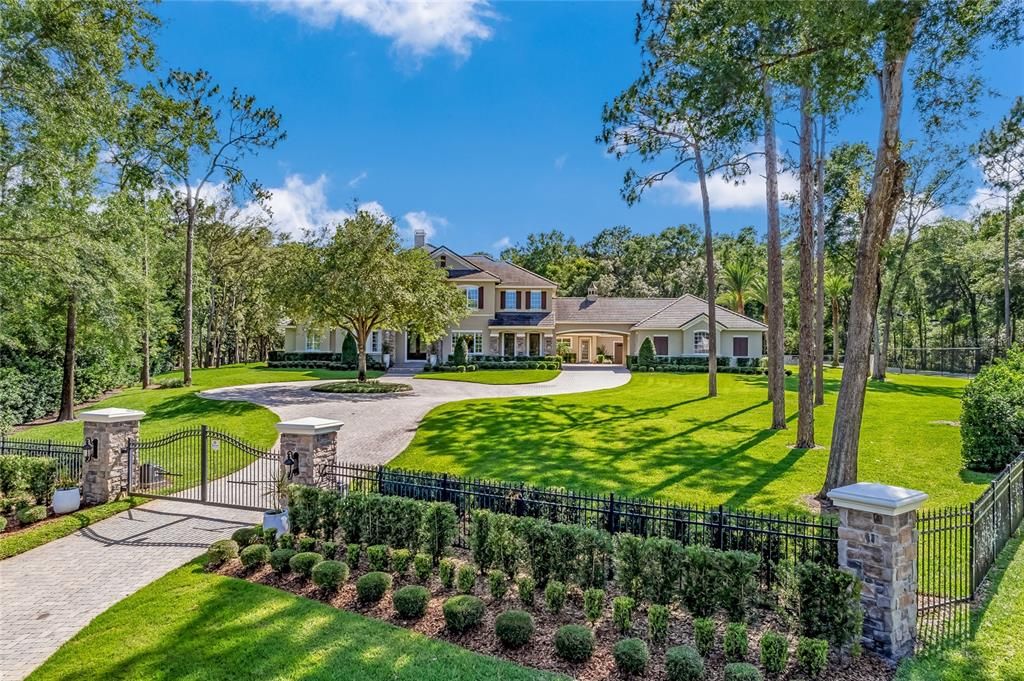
[
  {"left": 52, "top": 488, "right": 81, "bottom": 515},
  {"left": 429, "top": 354, "right": 437, "bottom": 366},
  {"left": 383, "top": 353, "right": 391, "bottom": 368},
  {"left": 263, "top": 509, "right": 289, "bottom": 537}
]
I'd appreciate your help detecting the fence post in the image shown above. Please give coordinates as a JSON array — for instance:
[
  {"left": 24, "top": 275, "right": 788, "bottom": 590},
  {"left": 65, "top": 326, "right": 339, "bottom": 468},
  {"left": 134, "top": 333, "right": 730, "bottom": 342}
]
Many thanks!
[
  {"left": 442, "top": 473, "right": 450, "bottom": 504},
  {"left": 275, "top": 417, "right": 343, "bottom": 488},
  {"left": 828, "top": 482, "right": 928, "bottom": 661},
  {"left": 80, "top": 408, "right": 146, "bottom": 505},
  {"left": 607, "top": 493, "right": 616, "bottom": 533},
  {"left": 200, "top": 425, "right": 209, "bottom": 503}
]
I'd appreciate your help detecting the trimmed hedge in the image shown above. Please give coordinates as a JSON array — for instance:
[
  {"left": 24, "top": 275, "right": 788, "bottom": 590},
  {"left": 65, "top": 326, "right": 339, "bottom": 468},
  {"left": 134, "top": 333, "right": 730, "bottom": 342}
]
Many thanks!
[
  {"left": 554, "top": 624, "right": 595, "bottom": 663},
  {"left": 666, "top": 645, "right": 704, "bottom": 681},
  {"left": 356, "top": 571, "right": 392, "bottom": 604},
  {"left": 289, "top": 551, "right": 323, "bottom": 578},
  {"left": 393, "top": 585, "right": 431, "bottom": 619},
  {"left": 312, "top": 560, "right": 348, "bottom": 591},
  {"left": 207, "top": 539, "right": 239, "bottom": 566},
  {"left": 613, "top": 638, "right": 649, "bottom": 676},
  {"left": 0, "top": 456, "right": 57, "bottom": 504},
  {"left": 443, "top": 595, "right": 485, "bottom": 632},
  {"left": 270, "top": 548, "right": 296, "bottom": 573},
  {"left": 961, "top": 347, "right": 1024, "bottom": 471},
  {"left": 239, "top": 544, "right": 271, "bottom": 569},
  {"left": 494, "top": 609, "right": 534, "bottom": 649}
]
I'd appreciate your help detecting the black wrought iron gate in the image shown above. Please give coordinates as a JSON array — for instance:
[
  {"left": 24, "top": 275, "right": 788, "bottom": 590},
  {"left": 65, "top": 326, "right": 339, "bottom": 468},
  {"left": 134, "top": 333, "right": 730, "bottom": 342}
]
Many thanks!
[{"left": 127, "top": 426, "right": 282, "bottom": 511}]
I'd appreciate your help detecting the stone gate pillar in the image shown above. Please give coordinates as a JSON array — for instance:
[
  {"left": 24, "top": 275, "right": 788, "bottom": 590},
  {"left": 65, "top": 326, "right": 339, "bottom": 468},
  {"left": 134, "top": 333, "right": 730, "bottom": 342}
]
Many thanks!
[
  {"left": 275, "top": 417, "right": 344, "bottom": 487},
  {"left": 81, "top": 408, "right": 146, "bottom": 505},
  {"left": 828, "top": 482, "right": 928, "bottom": 661}
]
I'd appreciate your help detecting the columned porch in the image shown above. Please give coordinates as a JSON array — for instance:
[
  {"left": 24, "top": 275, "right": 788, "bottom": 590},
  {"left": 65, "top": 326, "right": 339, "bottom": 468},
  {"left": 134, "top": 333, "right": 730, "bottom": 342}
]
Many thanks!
[
  {"left": 489, "top": 328, "right": 555, "bottom": 357},
  {"left": 555, "top": 330, "right": 630, "bottom": 364}
]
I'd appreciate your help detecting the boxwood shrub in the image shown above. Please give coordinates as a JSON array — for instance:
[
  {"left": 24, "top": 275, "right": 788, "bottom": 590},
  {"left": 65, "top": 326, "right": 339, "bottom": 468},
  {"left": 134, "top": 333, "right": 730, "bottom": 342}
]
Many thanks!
[
  {"left": 356, "top": 571, "right": 393, "bottom": 604},
  {"left": 648, "top": 604, "right": 669, "bottom": 645},
  {"left": 289, "top": 551, "right": 324, "bottom": 578},
  {"left": 494, "top": 609, "right": 534, "bottom": 649},
  {"left": 443, "top": 595, "right": 485, "bottom": 633},
  {"left": 795, "top": 637, "right": 829, "bottom": 677},
  {"left": 961, "top": 348, "right": 1024, "bottom": 471},
  {"left": 665, "top": 645, "right": 704, "bottom": 681},
  {"left": 16, "top": 504, "right": 46, "bottom": 524},
  {"left": 694, "top": 617, "right": 715, "bottom": 657},
  {"left": 231, "top": 526, "right": 263, "bottom": 547},
  {"left": 759, "top": 630, "right": 789, "bottom": 676},
  {"left": 613, "top": 638, "right": 650, "bottom": 676},
  {"left": 207, "top": 539, "right": 239, "bottom": 566},
  {"left": 724, "top": 622, "right": 749, "bottom": 662},
  {"left": 554, "top": 624, "right": 595, "bottom": 663},
  {"left": 270, "top": 548, "right": 296, "bottom": 573},
  {"left": 312, "top": 560, "right": 348, "bottom": 591},
  {"left": 239, "top": 543, "right": 271, "bottom": 569},
  {"left": 393, "top": 585, "right": 430, "bottom": 619},
  {"left": 725, "top": 662, "right": 762, "bottom": 681}
]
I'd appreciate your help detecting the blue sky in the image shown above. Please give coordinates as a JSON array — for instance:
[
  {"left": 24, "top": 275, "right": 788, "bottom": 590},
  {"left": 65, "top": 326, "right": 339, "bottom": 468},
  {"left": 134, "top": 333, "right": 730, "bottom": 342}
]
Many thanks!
[{"left": 150, "top": 1, "right": 1023, "bottom": 254}]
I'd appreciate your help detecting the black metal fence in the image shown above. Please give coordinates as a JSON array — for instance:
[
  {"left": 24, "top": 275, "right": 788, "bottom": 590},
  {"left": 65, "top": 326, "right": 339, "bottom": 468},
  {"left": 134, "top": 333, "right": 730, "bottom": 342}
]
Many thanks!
[
  {"left": 321, "top": 462, "right": 838, "bottom": 588},
  {"left": 916, "top": 452, "right": 1024, "bottom": 650},
  {"left": 0, "top": 436, "right": 93, "bottom": 482}
]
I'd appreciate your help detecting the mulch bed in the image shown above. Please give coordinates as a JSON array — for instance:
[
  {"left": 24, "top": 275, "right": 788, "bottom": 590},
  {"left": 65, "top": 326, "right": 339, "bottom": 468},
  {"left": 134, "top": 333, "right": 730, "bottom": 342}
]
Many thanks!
[{"left": 218, "top": 557, "right": 895, "bottom": 681}]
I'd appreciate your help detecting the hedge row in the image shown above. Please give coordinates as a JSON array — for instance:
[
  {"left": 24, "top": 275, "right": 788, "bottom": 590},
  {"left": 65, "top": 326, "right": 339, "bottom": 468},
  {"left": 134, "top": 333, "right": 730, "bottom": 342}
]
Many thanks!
[
  {"left": 0, "top": 456, "right": 57, "bottom": 505},
  {"left": 267, "top": 359, "right": 385, "bottom": 371},
  {"left": 424, "top": 361, "right": 560, "bottom": 373}
]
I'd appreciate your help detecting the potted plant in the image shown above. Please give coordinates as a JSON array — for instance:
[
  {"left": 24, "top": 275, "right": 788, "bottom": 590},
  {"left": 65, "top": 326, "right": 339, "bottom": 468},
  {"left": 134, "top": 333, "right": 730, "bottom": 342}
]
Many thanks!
[
  {"left": 382, "top": 341, "right": 392, "bottom": 369},
  {"left": 262, "top": 469, "right": 290, "bottom": 537},
  {"left": 52, "top": 469, "right": 81, "bottom": 514}
]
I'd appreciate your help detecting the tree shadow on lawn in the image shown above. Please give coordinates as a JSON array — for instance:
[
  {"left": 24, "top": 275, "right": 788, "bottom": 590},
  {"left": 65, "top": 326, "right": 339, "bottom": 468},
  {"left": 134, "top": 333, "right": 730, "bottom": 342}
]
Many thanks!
[
  {"left": 45, "top": 560, "right": 554, "bottom": 681},
  {"left": 143, "top": 392, "right": 269, "bottom": 425}
]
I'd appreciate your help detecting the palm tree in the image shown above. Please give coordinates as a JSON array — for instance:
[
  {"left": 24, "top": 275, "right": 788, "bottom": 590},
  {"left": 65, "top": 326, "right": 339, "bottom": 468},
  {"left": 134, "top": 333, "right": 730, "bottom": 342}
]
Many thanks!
[
  {"left": 720, "top": 259, "right": 762, "bottom": 315},
  {"left": 824, "top": 272, "right": 851, "bottom": 367}
]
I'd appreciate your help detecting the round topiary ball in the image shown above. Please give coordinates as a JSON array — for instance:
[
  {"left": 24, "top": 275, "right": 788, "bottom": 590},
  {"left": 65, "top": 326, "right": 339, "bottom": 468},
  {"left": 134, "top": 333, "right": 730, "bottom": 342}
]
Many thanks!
[
  {"left": 666, "top": 645, "right": 705, "bottom": 681},
  {"left": 613, "top": 638, "right": 650, "bottom": 676},
  {"left": 443, "top": 595, "right": 485, "bottom": 633},
  {"left": 356, "top": 571, "right": 393, "bottom": 604},
  {"left": 554, "top": 624, "right": 595, "bottom": 663},
  {"left": 392, "top": 585, "right": 431, "bottom": 619},
  {"left": 239, "top": 543, "right": 271, "bottom": 569},
  {"left": 207, "top": 539, "right": 239, "bottom": 566},
  {"left": 289, "top": 551, "right": 324, "bottom": 578},
  {"left": 16, "top": 505, "right": 47, "bottom": 524},
  {"left": 231, "top": 526, "right": 262, "bottom": 546},
  {"left": 724, "top": 662, "right": 763, "bottom": 681},
  {"left": 312, "top": 560, "right": 348, "bottom": 591},
  {"left": 270, "top": 548, "right": 296, "bottom": 573},
  {"left": 494, "top": 610, "right": 534, "bottom": 649}
]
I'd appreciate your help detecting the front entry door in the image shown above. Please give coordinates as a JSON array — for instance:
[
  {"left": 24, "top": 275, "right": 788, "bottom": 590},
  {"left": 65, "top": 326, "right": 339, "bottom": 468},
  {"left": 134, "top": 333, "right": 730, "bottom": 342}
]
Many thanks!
[
  {"left": 528, "top": 333, "right": 541, "bottom": 356},
  {"left": 580, "top": 339, "right": 591, "bottom": 363},
  {"left": 613, "top": 342, "right": 624, "bottom": 364},
  {"left": 732, "top": 336, "right": 749, "bottom": 358},
  {"left": 503, "top": 333, "right": 516, "bottom": 357},
  {"left": 407, "top": 332, "right": 427, "bottom": 360}
]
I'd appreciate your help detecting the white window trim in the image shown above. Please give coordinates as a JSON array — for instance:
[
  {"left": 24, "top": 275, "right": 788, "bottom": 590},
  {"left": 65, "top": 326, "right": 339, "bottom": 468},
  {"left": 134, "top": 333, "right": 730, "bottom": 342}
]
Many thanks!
[
  {"left": 693, "top": 330, "right": 710, "bottom": 355},
  {"left": 529, "top": 290, "right": 542, "bottom": 310},
  {"left": 305, "top": 330, "right": 321, "bottom": 352},
  {"left": 463, "top": 286, "right": 480, "bottom": 310},
  {"left": 454, "top": 331, "right": 484, "bottom": 355},
  {"left": 502, "top": 290, "right": 517, "bottom": 309},
  {"left": 366, "top": 331, "right": 380, "bottom": 354}
]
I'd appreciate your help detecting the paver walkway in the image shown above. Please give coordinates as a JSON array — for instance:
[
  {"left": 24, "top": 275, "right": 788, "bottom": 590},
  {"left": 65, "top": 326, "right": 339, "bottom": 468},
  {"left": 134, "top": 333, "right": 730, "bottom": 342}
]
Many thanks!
[
  {"left": 201, "top": 365, "right": 631, "bottom": 465},
  {"left": 0, "top": 499, "right": 260, "bottom": 680}
]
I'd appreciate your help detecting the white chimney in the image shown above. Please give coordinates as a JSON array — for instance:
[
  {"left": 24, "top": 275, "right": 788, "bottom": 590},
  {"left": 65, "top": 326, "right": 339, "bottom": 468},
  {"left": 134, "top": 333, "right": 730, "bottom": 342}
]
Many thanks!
[
  {"left": 586, "top": 282, "right": 599, "bottom": 302},
  {"left": 414, "top": 229, "right": 426, "bottom": 248}
]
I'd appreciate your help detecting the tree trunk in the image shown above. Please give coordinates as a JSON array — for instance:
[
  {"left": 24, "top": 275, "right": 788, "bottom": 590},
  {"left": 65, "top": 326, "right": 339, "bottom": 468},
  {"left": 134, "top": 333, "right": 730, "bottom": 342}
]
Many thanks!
[
  {"left": 796, "top": 87, "right": 816, "bottom": 449},
  {"left": 822, "top": 33, "right": 913, "bottom": 498},
  {"left": 57, "top": 292, "right": 77, "bottom": 422},
  {"left": 832, "top": 297, "right": 841, "bottom": 367},
  {"left": 183, "top": 200, "right": 195, "bottom": 385},
  {"left": 694, "top": 141, "right": 717, "bottom": 398},
  {"left": 815, "top": 114, "right": 826, "bottom": 406},
  {"left": 763, "top": 73, "right": 785, "bottom": 429},
  {"left": 872, "top": 314, "right": 883, "bottom": 379},
  {"left": 1005, "top": 196, "right": 1013, "bottom": 349},
  {"left": 141, "top": 244, "right": 150, "bottom": 389}
]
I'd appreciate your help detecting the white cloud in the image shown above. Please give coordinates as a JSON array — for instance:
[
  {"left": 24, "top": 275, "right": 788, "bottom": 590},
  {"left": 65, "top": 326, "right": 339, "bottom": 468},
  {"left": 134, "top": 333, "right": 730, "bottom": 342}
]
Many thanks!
[
  {"left": 269, "top": 0, "right": 496, "bottom": 59},
  {"left": 492, "top": 236, "right": 511, "bottom": 252},
  {"left": 554, "top": 154, "right": 568, "bottom": 170},
  {"left": 347, "top": 170, "right": 368, "bottom": 187},
  {"left": 401, "top": 210, "right": 448, "bottom": 244},
  {"left": 252, "top": 174, "right": 351, "bottom": 237},
  {"left": 652, "top": 155, "right": 799, "bottom": 211},
  {"left": 964, "top": 185, "right": 1006, "bottom": 214}
]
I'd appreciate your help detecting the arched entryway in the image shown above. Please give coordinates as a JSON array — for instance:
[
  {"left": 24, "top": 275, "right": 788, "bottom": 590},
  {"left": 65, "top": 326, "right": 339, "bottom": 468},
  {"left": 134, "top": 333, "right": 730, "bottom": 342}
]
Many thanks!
[{"left": 555, "top": 329, "right": 630, "bottom": 364}]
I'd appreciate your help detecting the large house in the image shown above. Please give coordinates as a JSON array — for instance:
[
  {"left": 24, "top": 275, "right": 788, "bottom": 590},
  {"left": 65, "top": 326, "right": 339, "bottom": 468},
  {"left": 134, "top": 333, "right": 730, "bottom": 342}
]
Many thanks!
[{"left": 281, "top": 230, "right": 767, "bottom": 366}]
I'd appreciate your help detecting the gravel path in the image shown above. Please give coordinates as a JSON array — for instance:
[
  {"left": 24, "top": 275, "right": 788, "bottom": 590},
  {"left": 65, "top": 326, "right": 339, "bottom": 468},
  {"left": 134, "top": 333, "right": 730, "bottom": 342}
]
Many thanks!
[{"left": 201, "top": 366, "right": 630, "bottom": 465}]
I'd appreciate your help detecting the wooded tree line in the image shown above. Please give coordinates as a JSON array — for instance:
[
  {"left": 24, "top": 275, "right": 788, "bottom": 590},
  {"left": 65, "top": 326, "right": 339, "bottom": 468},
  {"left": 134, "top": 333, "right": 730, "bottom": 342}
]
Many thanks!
[{"left": 0, "top": 1, "right": 288, "bottom": 431}]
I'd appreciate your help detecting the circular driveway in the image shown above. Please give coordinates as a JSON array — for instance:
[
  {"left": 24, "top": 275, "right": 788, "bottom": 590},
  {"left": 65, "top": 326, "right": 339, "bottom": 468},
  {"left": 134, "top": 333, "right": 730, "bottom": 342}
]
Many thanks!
[{"left": 200, "top": 366, "right": 630, "bottom": 465}]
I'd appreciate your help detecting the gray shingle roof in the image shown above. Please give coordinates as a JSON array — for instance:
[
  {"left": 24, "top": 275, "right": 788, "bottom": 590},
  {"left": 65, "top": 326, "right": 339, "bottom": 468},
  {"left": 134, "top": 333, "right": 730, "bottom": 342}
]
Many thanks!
[
  {"left": 447, "top": 268, "right": 499, "bottom": 282},
  {"left": 554, "top": 297, "right": 677, "bottom": 325},
  {"left": 463, "top": 255, "right": 558, "bottom": 288},
  {"left": 633, "top": 294, "right": 767, "bottom": 330},
  {"left": 490, "top": 312, "right": 556, "bottom": 328}
]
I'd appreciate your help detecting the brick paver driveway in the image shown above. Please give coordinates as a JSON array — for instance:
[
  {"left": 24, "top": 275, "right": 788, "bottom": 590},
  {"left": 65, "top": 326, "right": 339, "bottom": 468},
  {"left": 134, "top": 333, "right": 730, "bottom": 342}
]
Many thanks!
[
  {"left": 0, "top": 499, "right": 259, "bottom": 680},
  {"left": 201, "top": 365, "right": 630, "bottom": 465}
]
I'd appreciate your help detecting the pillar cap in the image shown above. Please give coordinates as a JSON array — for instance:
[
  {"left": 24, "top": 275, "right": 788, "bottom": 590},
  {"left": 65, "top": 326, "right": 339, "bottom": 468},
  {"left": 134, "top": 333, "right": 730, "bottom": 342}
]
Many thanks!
[
  {"left": 828, "top": 482, "right": 928, "bottom": 516},
  {"left": 80, "top": 408, "right": 146, "bottom": 424},
  {"left": 275, "top": 417, "right": 344, "bottom": 436}
]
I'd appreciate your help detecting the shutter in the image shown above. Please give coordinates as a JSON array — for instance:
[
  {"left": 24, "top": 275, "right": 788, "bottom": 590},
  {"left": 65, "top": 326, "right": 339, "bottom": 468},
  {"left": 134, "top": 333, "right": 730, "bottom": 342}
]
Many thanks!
[
  {"left": 541, "top": 291, "right": 547, "bottom": 309},
  {"left": 525, "top": 291, "right": 531, "bottom": 310},
  {"left": 477, "top": 286, "right": 484, "bottom": 309},
  {"left": 654, "top": 336, "right": 668, "bottom": 356},
  {"left": 516, "top": 291, "right": 522, "bottom": 309}
]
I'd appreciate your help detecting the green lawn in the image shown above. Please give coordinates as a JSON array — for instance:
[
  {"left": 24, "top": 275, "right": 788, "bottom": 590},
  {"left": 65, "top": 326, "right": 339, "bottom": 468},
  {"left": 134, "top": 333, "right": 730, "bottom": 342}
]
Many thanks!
[
  {"left": 416, "top": 369, "right": 561, "bottom": 385},
  {"left": 0, "top": 497, "right": 148, "bottom": 560},
  {"left": 14, "top": 364, "right": 380, "bottom": 449},
  {"left": 897, "top": 535, "right": 1024, "bottom": 681},
  {"left": 28, "top": 558, "right": 560, "bottom": 681},
  {"left": 392, "top": 368, "right": 990, "bottom": 513}
]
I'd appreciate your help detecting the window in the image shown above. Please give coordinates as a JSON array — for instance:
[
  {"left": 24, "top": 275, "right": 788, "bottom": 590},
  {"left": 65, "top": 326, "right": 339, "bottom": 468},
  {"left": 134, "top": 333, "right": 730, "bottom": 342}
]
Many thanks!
[
  {"left": 530, "top": 290, "right": 542, "bottom": 309},
  {"left": 502, "top": 290, "right": 517, "bottom": 309},
  {"left": 653, "top": 335, "right": 669, "bottom": 356},
  {"left": 693, "top": 330, "right": 709, "bottom": 354},
  {"left": 464, "top": 286, "right": 480, "bottom": 310},
  {"left": 368, "top": 331, "right": 380, "bottom": 353},
  {"left": 305, "top": 330, "right": 321, "bottom": 351},
  {"left": 439, "top": 255, "right": 447, "bottom": 268},
  {"left": 456, "top": 331, "right": 483, "bottom": 355}
]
